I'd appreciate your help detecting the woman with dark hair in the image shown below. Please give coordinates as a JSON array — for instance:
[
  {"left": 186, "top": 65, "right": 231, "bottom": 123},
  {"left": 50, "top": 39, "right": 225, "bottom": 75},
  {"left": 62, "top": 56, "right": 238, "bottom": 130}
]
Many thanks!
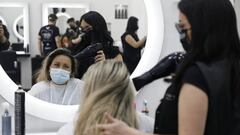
[
  {"left": 74, "top": 11, "right": 122, "bottom": 78},
  {"left": 121, "top": 16, "right": 146, "bottom": 73},
  {"left": 28, "top": 48, "right": 84, "bottom": 105},
  {"left": 96, "top": 0, "right": 240, "bottom": 134}
]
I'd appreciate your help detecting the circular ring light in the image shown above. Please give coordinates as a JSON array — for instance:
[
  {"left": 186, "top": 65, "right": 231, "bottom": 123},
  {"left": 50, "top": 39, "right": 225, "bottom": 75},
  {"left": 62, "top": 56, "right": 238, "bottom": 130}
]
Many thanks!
[
  {"left": 13, "top": 14, "right": 24, "bottom": 41},
  {"left": 0, "top": 0, "right": 164, "bottom": 123},
  {"left": 56, "top": 12, "right": 71, "bottom": 19}
]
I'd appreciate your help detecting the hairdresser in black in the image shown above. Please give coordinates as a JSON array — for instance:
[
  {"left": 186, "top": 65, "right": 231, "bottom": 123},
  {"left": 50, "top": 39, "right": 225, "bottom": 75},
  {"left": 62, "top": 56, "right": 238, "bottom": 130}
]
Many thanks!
[
  {"left": 97, "top": 0, "right": 240, "bottom": 135},
  {"left": 121, "top": 16, "right": 146, "bottom": 74},
  {"left": 132, "top": 52, "right": 185, "bottom": 91},
  {"left": 132, "top": 19, "right": 190, "bottom": 91},
  {"left": 75, "top": 11, "right": 122, "bottom": 78}
]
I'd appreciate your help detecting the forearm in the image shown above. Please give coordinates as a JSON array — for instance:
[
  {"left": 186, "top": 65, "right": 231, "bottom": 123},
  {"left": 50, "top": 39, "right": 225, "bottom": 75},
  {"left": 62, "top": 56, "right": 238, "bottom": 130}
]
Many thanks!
[
  {"left": 136, "top": 37, "right": 146, "bottom": 48},
  {"left": 38, "top": 40, "right": 43, "bottom": 55},
  {"left": 55, "top": 36, "right": 61, "bottom": 48}
]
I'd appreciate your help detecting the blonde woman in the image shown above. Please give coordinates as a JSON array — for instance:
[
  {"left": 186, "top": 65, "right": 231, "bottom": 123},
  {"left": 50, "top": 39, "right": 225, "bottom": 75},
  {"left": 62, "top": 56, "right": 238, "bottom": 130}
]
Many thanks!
[
  {"left": 28, "top": 48, "right": 84, "bottom": 105},
  {"left": 57, "top": 60, "right": 153, "bottom": 135}
]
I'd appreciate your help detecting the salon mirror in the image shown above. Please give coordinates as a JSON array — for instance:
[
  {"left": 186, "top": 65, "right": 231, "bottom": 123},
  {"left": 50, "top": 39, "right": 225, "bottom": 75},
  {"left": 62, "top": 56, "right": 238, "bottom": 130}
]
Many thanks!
[
  {"left": 42, "top": 3, "right": 90, "bottom": 35},
  {"left": 0, "top": 2, "right": 29, "bottom": 51},
  {"left": 31, "top": 0, "right": 163, "bottom": 105},
  {"left": 1, "top": 0, "right": 164, "bottom": 128}
]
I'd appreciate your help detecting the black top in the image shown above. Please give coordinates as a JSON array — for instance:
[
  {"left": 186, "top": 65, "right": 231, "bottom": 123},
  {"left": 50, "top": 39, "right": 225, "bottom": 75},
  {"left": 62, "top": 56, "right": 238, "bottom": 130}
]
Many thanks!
[
  {"left": 154, "top": 60, "right": 237, "bottom": 135},
  {"left": 38, "top": 25, "right": 60, "bottom": 56},
  {"left": 0, "top": 40, "right": 10, "bottom": 52},
  {"left": 76, "top": 42, "right": 120, "bottom": 79},
  {"left": 121, "top": 32, "right": 142, "bottom": 73}
]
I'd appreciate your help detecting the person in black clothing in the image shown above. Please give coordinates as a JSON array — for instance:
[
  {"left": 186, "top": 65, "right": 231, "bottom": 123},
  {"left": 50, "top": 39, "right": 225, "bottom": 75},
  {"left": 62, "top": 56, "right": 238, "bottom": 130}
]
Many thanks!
[
  {"left": 121, "top": 16, "right": 146, "bottom": 74},
  {"left": 96, "top": 0, "right": 240, "bottom": 135},
  {"left": 38, "top": 14, "right": 61, "bottom": 56},
  {"left": 0, "top": 20, "right": 10, "bottom": 51},
  {"left": 62, "top": 17, "right": 81, "bottom": 50},
  {"left": 75, "top": 11, "right": 122, "bottom": 78}
]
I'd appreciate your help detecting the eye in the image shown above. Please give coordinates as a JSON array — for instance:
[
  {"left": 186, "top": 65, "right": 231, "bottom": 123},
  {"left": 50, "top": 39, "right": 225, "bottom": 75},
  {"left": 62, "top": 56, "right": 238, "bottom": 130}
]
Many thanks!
[
  {"left": 51, "top": 62, "right": 60, "bottom": 68},
  {"left": 63, "top": 64, "right": 71, "bottom": 71}
]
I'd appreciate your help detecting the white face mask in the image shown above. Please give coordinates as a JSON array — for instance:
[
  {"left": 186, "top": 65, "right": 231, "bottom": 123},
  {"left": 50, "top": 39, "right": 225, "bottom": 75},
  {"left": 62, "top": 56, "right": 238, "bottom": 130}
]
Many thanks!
[{"left": 50, "top": 68, "right": 70, "bottom": 85}]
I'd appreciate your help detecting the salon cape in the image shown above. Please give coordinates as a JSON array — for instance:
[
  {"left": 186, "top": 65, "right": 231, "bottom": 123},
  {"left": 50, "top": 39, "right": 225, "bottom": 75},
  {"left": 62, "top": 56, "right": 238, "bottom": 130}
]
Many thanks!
[
  {"left": 28, "top": 78, "right": 84, "bottom": 105},
  {"left": 57, "top": 111, "right": 154, "bottom": 134}
]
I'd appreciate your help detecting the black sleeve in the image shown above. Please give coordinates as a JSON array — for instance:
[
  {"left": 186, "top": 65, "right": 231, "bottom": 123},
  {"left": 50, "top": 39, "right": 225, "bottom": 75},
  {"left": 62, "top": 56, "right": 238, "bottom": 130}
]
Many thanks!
[
  {"left": 0, "top": 40, "right": 10, "bottom": 51},
  {"left": 103, "top": 45, "right": 121, "bottom": 59},
  {"left": 182, "top": 65, "right": 208, "bottom": 94}
]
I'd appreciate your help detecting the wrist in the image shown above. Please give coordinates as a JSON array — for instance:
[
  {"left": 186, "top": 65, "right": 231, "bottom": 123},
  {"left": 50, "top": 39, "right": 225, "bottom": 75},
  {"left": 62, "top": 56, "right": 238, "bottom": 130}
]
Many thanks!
[{"left": 127, "top": 126, "right": 141, "bottom": 135}]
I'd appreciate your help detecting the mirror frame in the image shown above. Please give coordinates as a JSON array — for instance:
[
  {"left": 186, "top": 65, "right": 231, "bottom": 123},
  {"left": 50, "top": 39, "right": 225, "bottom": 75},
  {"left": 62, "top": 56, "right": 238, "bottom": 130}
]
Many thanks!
[
  {"left": 0, "top": 0, "right": 164, "bottom": 122},
  {"left": 0, "top": 2, "right": 29, "bottom": 50}
]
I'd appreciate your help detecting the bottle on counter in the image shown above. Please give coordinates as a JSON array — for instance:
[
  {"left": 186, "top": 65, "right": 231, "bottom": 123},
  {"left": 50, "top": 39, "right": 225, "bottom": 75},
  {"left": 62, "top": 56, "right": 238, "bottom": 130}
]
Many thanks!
[
  {"left": 141, "top": 99, "right": 149, "bottom": 116},
  {"left": 1, "top": 102, "right": 11, "bottom": 135}
]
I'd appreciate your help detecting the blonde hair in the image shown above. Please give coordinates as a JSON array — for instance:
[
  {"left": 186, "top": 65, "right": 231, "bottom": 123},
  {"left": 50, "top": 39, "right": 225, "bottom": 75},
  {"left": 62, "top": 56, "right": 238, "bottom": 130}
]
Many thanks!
[{"left": 74, "top": 60, "right": 138, "bottom": 135}]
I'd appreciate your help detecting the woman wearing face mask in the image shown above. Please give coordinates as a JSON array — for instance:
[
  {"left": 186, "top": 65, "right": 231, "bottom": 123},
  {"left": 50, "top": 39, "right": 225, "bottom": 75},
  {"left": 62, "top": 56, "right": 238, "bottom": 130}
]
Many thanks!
[
  {"left": 96, "top": 0, "right": 240, "bottom": 134},
  {"left": 28, "top": 48, "right": 84, "bottom": 105},
  {"left": 121, "top": 16, "right": 147, "bottom": 74},
  {"left": 74, "top": 11, "right": 122, "bottom": 79}
]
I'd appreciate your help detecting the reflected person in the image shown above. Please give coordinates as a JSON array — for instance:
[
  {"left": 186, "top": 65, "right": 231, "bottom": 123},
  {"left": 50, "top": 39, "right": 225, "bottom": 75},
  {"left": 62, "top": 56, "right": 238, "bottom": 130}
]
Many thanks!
[
  {"left": 38, "top": 14, "right": 61, "bottom": 56},
  {"left": 74, "top": 11, "right": 122, "bottom": 78},
  {"left": 121, "top": 16, "right": 146, "bottom": 74},
  {"left": 28, "top": 48, "right": 84, "bottom": 105},
  {"left": 62, "top": 18, "right": 81, "bottom": 50},
  {"left": 0, "top": 20, "right": 10, "bottom": 51},
  {"left": 97, "top": 0, "right": 240, "bottom": 134}
]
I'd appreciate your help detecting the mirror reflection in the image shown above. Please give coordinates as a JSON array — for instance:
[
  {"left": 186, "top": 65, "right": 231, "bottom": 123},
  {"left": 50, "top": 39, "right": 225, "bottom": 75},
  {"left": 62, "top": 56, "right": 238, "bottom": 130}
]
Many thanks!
[
  {"left": 0, "top": 1, "right": 147, "bottom": 106},
  {"left": 0, "top": 3, "right": 30, "bottom": 87},
  {"left": 32, "top": 1, "right": 147, "bottom": 104},
  {"left": 0, "top": 7, "right": 24, "bottom": 44}
]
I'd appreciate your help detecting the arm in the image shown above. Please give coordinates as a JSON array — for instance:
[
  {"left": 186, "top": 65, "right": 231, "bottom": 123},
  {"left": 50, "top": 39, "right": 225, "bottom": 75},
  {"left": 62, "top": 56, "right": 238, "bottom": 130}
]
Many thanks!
[
  {"left": 55, "top": 35, "right": 62, "bottom": 48},
  {"left": 38, "top": 36, "right": 43, "bottom": 55},
  {"left": 125, "top": 34, "right": 146, "bottom": 48},
  {"left": 97, "top": 113, "right": 155, "bottom": 135},
  {"left": 178, "top": 83, "right": 208, "bottom": 135},
  {"left": 71, "top": 35, "right": 82, "bottom": 44}
]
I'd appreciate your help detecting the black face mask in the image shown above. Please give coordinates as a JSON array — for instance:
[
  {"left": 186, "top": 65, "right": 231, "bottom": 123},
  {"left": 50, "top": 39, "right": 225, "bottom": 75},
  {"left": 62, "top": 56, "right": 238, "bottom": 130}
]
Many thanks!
[
  {"left": 180, "top": 30, "right": 191, "bottom": 52},
  {"left": 175, "top": 23, "right": 192, "bottom": 52}
]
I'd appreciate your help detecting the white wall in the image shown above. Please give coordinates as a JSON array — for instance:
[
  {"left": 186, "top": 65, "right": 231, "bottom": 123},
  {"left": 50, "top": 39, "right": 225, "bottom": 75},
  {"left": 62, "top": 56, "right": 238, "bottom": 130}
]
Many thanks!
[
  {"left": 0, "top": 0, "right": 147, "bottom": 56},
  {"left": 235, "top": 0, "right": 240, "bottom": 35}
]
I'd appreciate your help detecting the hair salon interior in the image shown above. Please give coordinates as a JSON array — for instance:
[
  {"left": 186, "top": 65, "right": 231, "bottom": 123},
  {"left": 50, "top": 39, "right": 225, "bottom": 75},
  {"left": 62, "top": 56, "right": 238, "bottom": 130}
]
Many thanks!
[{"left": 0, "top": 0, "right": 240, "bottom": 134}]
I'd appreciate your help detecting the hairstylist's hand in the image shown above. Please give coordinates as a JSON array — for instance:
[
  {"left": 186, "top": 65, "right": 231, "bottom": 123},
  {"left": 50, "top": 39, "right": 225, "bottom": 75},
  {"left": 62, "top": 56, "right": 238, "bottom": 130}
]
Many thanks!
[
  {"left": 97, "top": 113, "right": 139, "bottom": 135},
  {"left": 95, "top": 50, "right": 105, "bottom": 62}
]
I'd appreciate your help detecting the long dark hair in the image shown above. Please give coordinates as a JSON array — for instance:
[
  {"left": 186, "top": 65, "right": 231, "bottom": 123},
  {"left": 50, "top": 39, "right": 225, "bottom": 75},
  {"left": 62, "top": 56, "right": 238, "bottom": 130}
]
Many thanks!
[
  {"left": 126, "top": 16, "right": 139, "bottom": 34},
  {"left": 175, "top": 0, "right": 240, "bottom": 95},
  {"left": 80, "top": 11, "right": 113, "bottom": 45}
]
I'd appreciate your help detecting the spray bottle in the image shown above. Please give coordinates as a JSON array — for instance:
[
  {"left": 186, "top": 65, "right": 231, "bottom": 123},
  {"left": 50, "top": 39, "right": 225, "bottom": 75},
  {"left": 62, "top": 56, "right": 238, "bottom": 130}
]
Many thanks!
[{"left": 1, "top": 102, "right": 11, "bottom": 135}]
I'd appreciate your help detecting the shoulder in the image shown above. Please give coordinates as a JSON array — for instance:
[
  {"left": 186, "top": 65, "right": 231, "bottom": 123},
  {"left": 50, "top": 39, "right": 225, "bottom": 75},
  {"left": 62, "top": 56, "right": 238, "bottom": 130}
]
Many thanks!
[
  {"left": 28, "top": 81, "right": 49, "bottom": 95},
  {"left": 69, "top": 78, "right": 84, "bottom": 85},
  {"left": 182, "top": 64, "right": 208, "bottom": 94}
]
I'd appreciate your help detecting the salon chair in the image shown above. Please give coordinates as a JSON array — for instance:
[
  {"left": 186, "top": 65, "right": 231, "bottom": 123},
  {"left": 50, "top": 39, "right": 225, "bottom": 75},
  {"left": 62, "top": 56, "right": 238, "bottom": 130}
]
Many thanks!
[{"left": 0, "top": 50, "right": 20, "bottom": 84}]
